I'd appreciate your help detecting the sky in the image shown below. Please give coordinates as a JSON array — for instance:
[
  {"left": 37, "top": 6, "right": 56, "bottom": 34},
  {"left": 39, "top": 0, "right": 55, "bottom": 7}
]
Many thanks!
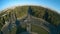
[{"left": 0, "top": 0, "right": 60, "bottom": 13}]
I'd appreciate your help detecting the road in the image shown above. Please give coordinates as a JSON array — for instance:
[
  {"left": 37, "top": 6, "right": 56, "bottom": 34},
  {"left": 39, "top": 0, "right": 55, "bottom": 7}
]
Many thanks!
[
  {"left": 21, "top": 15, "right": 58, "bottom": 34},
  {"left": 1, "top": 15, "right": 58, "bottom": 34}
]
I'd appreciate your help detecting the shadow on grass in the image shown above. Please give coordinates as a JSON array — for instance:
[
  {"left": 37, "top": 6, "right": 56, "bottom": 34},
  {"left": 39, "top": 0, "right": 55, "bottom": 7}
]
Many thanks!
[{"left": 15, "top": 20, "right": 27, "bottom": 34}]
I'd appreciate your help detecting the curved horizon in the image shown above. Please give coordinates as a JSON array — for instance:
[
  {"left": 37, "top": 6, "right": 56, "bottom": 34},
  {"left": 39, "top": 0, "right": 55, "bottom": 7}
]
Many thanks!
[{"left": 0, "top": 0, "right": 60, "bottom": 13}]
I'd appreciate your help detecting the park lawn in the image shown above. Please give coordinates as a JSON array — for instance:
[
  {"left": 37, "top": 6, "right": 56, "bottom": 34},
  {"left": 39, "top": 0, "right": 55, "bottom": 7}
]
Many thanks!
[{"left": 31, "top": 25, "right": 49, "bottom": 34}]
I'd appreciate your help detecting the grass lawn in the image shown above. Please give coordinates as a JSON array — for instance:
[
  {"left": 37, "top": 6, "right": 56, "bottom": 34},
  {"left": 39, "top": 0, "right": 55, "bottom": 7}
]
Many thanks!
[
  {"left": 21, "top": 24, "right": 49, "bottom": 34},
  {"left": 31, "top": 25, "right": 49, "bottom": 34}
]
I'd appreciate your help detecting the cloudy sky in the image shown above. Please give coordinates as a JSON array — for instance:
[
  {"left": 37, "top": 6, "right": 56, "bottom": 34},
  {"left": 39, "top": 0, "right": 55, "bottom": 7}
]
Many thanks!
[{"left": 0, "top": 0, "right": 60, "bottom": 13}]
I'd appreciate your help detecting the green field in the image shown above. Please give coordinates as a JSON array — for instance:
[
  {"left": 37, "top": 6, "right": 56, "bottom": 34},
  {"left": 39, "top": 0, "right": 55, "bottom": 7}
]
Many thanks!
[
  {"left": 31, "top": 25, "right": 49, "bottom": 34},
  {"left": 21, "top": 24, "right": 49, "bottom": 34}
]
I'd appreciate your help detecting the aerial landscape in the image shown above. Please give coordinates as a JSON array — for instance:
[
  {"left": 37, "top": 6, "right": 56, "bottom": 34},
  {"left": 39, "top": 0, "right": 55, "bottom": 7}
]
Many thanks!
[{"left": 0, "top": 0, "right": 60, "bottom": 34}]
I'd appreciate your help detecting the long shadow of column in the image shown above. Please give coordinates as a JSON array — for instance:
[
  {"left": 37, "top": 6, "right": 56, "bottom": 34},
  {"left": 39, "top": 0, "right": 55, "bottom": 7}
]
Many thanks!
[{"left": 15, "top": 19, "right": 27, "bottom": 34}]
